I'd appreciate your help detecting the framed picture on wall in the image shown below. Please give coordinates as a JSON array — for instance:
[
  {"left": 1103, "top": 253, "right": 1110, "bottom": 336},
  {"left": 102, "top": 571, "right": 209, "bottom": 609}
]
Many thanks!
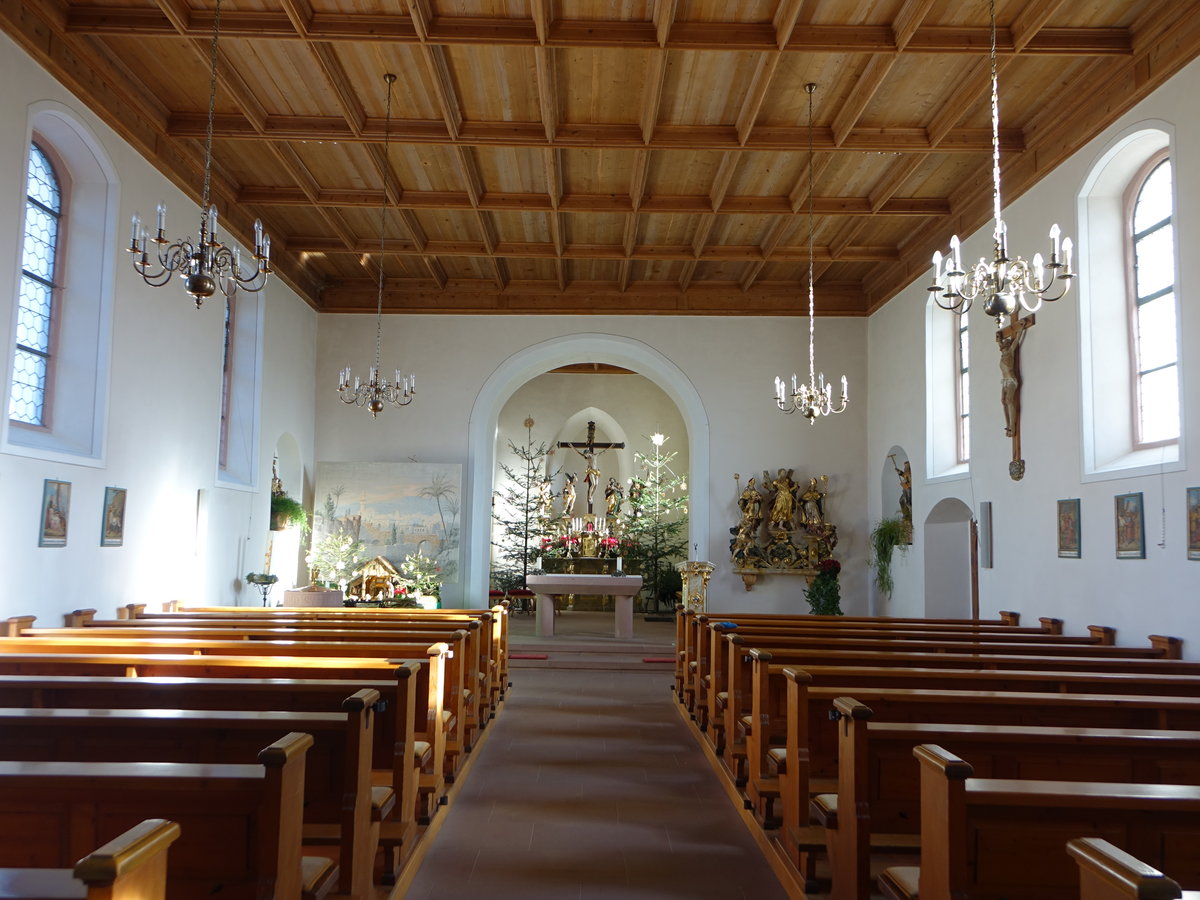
[
  {"left": 39, "top": 479, "right": 71, "bottom": 547},
  {"left": 1057, "top": 499, "right": 1081, "bottom": 558},
  {"left": 101, "top": 487, "right": 127, "bottom": 547},
  {"left": 1187, "top": 487, "right": 1200, "bottom": 561},
  {"left": 1114, "top": 492, "right": 1145, "bottom": 559}
]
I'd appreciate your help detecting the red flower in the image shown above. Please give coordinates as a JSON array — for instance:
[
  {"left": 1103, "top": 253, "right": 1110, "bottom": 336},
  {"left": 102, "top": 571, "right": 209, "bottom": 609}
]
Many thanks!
[{"left": 819, "top": 558, "right": 841, "bottom": 575}]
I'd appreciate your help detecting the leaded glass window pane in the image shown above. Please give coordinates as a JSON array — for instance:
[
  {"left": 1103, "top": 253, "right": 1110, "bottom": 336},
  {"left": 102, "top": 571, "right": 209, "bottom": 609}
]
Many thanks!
[
  {"left": 1132, "top": 160, "right": 1171, "bottom": 234},
  {"left": 1138, "top": 366, "right": 1179, "bottom": 445},
  {"left": 10, "top": 143, "right": 61, "bottom": 427}
]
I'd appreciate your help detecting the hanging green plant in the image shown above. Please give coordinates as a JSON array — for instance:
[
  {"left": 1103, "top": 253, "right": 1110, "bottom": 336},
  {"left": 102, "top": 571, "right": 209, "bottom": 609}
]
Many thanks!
[
  {"left": 870, "top": 516, "right": 909, "bottom": 597},
  {"left": 270, "top": 493, "right": 309, "bottom": 532}
]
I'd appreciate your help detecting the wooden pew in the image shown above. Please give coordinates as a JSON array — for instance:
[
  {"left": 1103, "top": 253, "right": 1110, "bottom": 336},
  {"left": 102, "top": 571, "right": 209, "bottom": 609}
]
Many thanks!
[
  {"left": 678, "top": 609, "right": 1034, "bottom": 712},
  {"left": 775, "top": 672, "right": 1200, "bottom": 884},
  {"left": 0, "top": 651, "right": 448, "bottom": 827},
  {"left": 0, "top": 694, "right": 382, "bottom": 899},
  {"left": 742, "top": 650, "right": 1200, "bottom": 831},
  {"left": 19, "top": 620, "right": 496, "bottom": 746},
  {"left": 877, "top": 744, "right": 1200, "bottom": 900},
  {"left": 0, "top": 818, "right": 180, "bottom": 900},
  {"left": 0, "top": 733, "right": 334, "bottom": 900},
  {"left": 0, "top": 671, "right": 426, "bottom": 873},
  {"left": 0, "top": 633, "right": 471, "bottom": 775},
  {"left": 1069, "top": 838, "right": 1198, "bottom": 900},
  {"left": 84, "top": 604, "right": 510, "bottom": 711},
  {"left": 824, "top": 697, "right": 1200, "bottom": 900}
]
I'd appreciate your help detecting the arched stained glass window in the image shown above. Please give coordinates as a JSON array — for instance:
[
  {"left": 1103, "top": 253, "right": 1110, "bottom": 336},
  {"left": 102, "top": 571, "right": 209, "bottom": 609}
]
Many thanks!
[{"left": 10, "top": 143, "right": 62, "bottom": 426}]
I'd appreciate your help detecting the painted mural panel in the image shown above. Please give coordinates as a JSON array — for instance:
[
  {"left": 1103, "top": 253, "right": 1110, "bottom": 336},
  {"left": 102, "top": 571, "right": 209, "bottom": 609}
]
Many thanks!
[{"left": 313, "top": 462, "right": 461, "bottom": 586}]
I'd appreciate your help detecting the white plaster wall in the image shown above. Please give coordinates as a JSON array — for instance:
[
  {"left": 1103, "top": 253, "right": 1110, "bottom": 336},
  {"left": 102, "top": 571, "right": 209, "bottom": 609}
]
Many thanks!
[
  {"left": 869, "top": 57, "right": 1200, "bottom": 655},
  {"left": 315, "top": 314, "right": 869, "bottom": 611},
  {"left": 0, "top": 35, "right": 318, "bottom": 623}
]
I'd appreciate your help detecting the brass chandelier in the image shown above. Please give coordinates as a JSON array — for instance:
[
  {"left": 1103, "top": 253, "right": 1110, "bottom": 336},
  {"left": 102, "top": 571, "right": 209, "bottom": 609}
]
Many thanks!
[
  {"left": 126, "top": 0, "right": 271, "bottom": 307},
  {"left": 336, "top": 73, "right": 415, "bottom": 418},
  {"left": 774, "top": 82, "right": 848, "bottom": 422},
  {"left": 926, "top": 0, "right": 1074, "bottom": 325}
]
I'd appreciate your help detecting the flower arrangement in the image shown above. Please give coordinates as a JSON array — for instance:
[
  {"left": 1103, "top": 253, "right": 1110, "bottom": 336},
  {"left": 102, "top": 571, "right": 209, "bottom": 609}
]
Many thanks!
[
  {"left": 305, "top": 532, "right": 366, "bottom": 590},
  {"left": 804, "top": 557, "right": 843, "bottom": 616},
  {"left": 599, "top": 536, "right": 621, "bottom": 556}
]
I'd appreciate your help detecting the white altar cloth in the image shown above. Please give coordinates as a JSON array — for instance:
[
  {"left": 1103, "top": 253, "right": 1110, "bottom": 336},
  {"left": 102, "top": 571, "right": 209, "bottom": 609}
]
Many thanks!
[{"left": 525, "top": 573, "right": 644, "bottom": 638}]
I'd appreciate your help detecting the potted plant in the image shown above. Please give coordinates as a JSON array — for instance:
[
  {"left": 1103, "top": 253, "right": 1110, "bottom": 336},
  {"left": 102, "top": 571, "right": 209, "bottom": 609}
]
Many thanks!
[
  {"left": 270, "top": 493, "right": 308, "bottom": 532},
  {"left": 870, "top": 516, "right": 909, "bottom": 597}
]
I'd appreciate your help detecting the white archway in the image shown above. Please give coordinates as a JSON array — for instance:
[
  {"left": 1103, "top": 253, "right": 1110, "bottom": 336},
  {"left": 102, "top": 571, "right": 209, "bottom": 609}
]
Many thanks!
[
  {"left": 923, "top": 497, "right": 974, "bottom": 618},
  {"left": 465, "top": 333, "right": 710, "bottom": 605}
]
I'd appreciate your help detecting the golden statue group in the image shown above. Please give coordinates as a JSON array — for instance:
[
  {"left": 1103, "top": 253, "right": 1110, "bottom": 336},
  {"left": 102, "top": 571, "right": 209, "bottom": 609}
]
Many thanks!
[
  {"left": 730, "top": 468, "right": 838, "bottom": 580},
  {"left": 536, "top": 422, "right": 633, "bottom": 559}
]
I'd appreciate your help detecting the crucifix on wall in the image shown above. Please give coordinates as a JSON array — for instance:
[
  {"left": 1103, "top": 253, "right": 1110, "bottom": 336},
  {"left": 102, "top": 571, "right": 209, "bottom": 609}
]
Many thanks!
[
  {"left": 996, "top": 312, "right": 1035, "bottom": 481},
  {"left": 558, "top": 421, "right": 624, "bottom": 514}
]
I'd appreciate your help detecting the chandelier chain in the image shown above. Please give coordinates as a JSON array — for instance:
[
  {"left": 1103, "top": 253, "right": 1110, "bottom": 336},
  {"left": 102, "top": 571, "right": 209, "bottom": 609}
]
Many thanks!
[
  {"left": 201, "top": 0, "right": 221, "bottom": 216},
  {"left": 806, "top": 82, "right": 816, "bottom": 388},
  {"left": 988, "top": 0, "right": 1002, "bottom": 233},
  {"left": 375, "top": 74, "right": 396, "bottom": 372}
]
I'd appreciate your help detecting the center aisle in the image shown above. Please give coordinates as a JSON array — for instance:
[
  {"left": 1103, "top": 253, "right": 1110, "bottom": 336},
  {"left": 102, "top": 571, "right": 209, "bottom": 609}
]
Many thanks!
[{"left": 399, "top": 665, "right": 792, "bottom": 899}]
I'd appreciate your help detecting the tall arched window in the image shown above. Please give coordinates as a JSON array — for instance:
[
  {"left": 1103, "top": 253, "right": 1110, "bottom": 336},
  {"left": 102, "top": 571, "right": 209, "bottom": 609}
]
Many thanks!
[
  {"left": 5, "top": 104, "right": 116, "bottom": 464},
  {"left": 1127, "top": 154, "right": 1178, "bottom": 447},
  {"left": 955, "top": 313, "right": 970, "bottom": 463},
  {"left": 1077, "top": 124, "right": 1183, "bottom": 478},
  {"left": 10, "top": 143, "right": 63, "bottom": 427}
]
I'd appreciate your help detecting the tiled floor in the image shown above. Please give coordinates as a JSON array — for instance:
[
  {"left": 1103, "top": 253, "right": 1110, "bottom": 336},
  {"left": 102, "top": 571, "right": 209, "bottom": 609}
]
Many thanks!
[{"left": 401, "top": 665, "right": 791, "bottom": 899}]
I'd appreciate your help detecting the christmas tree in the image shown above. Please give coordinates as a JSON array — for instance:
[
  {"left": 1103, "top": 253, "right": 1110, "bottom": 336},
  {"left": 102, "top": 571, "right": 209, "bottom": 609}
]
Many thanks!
[
  {"left": 623, "top": 433, "right": 689, "bottom": 613},
  {"left": 491, "top": 417, "right": 557, "bottom": 590}
]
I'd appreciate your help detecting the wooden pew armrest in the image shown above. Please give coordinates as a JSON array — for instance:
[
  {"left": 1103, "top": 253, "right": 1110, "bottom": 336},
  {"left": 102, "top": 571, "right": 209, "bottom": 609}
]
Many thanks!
[
  {"left": 300, "top": 856, "right": 338, "bottom": 900},
  {"left": 767, "top": 747, "right": 786, "bottom": 776},
  {"left": 371, "top": 786, "right": 397, "bottom": 822},
  {"left": 810, "top": 793, "right": 837, "bottom": 829},
  {"left": 878, "top": 866, "right": 920, "bottom": 900}
]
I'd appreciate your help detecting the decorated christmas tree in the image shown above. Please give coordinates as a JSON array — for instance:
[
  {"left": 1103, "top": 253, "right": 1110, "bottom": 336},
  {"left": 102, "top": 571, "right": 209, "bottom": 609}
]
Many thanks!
[
  {"left": 491, "top": 417, "right": 557, "bottom": 590},
  {"left": 623, "top": 433, "right": 689, "bottom": 613}
]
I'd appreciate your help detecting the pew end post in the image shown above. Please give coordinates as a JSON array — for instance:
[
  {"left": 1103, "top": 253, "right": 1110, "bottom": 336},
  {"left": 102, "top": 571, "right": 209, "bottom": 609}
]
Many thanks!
[
  {"left": 1067, "top": 837, "right": 1184, "bottom": 900},
  {"left": 73, "top": 818, "right": 181, "bottom": 900}
]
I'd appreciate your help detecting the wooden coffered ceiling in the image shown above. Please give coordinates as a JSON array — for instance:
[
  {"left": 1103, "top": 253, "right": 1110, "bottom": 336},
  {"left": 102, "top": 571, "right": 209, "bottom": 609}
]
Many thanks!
[{"left": 5, "top": 1, "right": 1200, "bottom": 316}]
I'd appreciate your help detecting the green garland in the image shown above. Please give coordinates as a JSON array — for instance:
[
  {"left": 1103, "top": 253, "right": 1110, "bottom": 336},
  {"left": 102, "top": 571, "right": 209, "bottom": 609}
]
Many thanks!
[{"left": 804, "top": 558, "right": 843, "bottom": 615}]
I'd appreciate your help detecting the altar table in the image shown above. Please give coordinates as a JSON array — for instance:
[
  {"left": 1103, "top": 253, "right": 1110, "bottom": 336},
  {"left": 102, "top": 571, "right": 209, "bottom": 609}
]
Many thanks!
[{"left": 525, "top": 574, "right": 644, "bottom": 639}]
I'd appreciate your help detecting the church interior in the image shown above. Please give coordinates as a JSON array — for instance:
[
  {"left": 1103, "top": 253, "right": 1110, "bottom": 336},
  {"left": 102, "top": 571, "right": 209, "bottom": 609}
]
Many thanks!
[{"left": 1, "top": 0, "right": 1199, "bottom": 897}]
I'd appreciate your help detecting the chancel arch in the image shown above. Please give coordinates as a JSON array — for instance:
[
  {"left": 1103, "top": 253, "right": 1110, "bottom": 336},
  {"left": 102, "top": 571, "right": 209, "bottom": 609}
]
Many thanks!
[{"left": 467, "top": 333, "right": 709, "bottom": 605}]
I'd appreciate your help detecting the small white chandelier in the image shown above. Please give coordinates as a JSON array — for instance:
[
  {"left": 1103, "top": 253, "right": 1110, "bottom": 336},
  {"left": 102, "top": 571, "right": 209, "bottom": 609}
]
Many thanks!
[
  {"left": 927, "top": 0, "right": 1074, "bottom": 324},
  {"left": 774, "top": 82, "right": 848, "bottom": 422},
  {"left": 337, "top": 73, "right": 415, "bottom": 418},
  {"left": 126, "top": 0, "right": 271, "bottom": 308}
]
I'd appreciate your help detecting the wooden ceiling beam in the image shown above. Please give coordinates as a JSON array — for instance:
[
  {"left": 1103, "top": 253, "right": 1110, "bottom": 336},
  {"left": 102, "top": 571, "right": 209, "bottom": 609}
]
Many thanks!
[
  {"left": 677, "top": 259, "right": 698, "bottom": 292},
  {"left": 830, "top": 55, "right": 896, "bottom": 146},
  {"left": 543, "top": 148, "right": 563, "bottom": 209},
  {"left": 617, "top": 258, "right": 634, "bottom": 293},
  {"left": 277, "top": 0, "right": 312, "bottom": 37},
  {"left": 454, "top": 146, "right": 484, "bottom": 208},
  {"left": 531, "top": 0, "right": 551, "bottom": 45},
  {"left": 1010, "top": 0, "right": 1069, "bottom": 53},
  {"left": 787, "top": 152, "right": 833, "bottom": 213},
  {"left": 421, "top": 257, "right": 448, "bottom": 290},
  {"left": 892, "top": 0, "right": 935, "bottom": 52},
  {"left": 736, "top": 53, "right": 781, "bottom": 146},
  {"left": 868, "top": 153, "right": 928, "bottom": 213},
  {"left": 549, "top": 212, "right": 565, "bottom": 257},
  {"left": 709, "top": 152, "right": 739, "bottom": 211},
  {"left": 629, "top": 149, "right": 651, "bottom": 211},
  {"left": 653, "top": 0, "right": 678, "bottom": 47},
  {"left": 238, "top": 184, "right": 951, "bottom": 217},
  {"left": 690, "top": 214, "right": 717, "bottom": 259},
  {"left": 639, "top": 51, "right": 669, "bottom": 144},
  {"left": 406, "top": 0, "right": 433, "bottom": 41},
  {"left": 554, "top": 258, "right": 569, "bottom": 291},
  {"left": 283, "top": 237, "right": 899, "bottom": 263},
  {"left": 773, "top": 0, "right": 805, "bottom": 50},
  {"left": 535, "top": 46, "right": 559, "bottom": 143},
  {"left": 309, "top": 42, "right": 367, "bottom": 135},
  {"left": 170, "top": 115, "right": 1024, "bottom": 153},
  {"left": 320, "top": 279, "right": 867, "bottom": 315},
  {"left": 739, "top": 260, "right": 766, "bottom": 293},
  {"left": 622, "top": 214, "right": 639, "bottom": 258},
  {"left": 66, "top": 11, "right": 1134, "bottom": 56}
]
